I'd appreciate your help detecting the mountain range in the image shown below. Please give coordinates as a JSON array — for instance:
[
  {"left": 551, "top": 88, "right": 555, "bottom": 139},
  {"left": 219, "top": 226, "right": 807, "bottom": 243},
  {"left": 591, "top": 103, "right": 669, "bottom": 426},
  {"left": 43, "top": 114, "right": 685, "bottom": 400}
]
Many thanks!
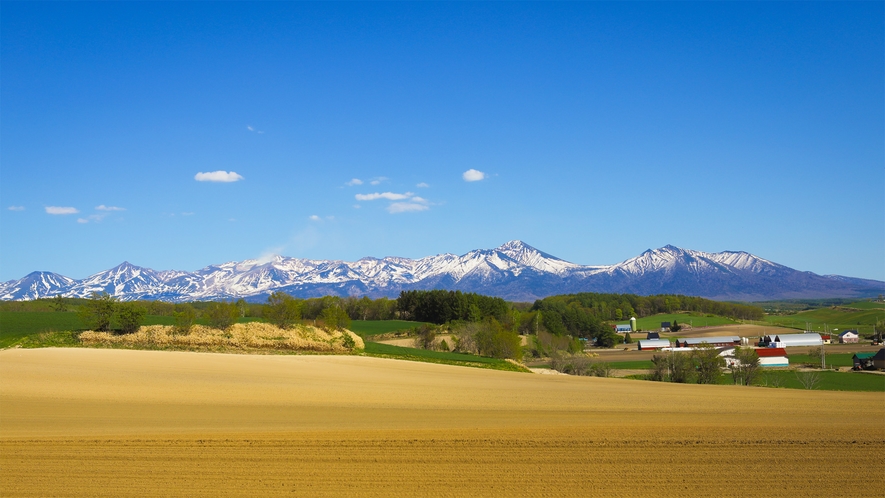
[{"left": 2, "top": 241, "right": 882, "bottom": 302}]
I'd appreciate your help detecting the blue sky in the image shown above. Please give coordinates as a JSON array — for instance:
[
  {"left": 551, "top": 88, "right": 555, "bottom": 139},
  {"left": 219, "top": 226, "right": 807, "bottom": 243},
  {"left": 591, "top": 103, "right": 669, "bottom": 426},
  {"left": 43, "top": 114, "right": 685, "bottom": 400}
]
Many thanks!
[{"left": 1, "top": 2, "right": 883, "bottom": 282}]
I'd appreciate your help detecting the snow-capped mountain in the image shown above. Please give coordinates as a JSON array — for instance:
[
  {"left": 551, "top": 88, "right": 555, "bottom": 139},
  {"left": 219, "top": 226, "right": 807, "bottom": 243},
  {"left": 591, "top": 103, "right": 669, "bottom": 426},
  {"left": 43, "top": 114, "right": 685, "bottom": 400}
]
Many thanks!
[{"left": 1, "top": 241, "right": 881, "bottom": 302}]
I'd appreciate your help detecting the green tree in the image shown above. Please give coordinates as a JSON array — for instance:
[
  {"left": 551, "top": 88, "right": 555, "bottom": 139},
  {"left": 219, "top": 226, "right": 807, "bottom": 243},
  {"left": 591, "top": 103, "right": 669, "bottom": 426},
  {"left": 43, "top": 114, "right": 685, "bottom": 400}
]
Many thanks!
[
  {"left": 414, "top": 323, "right": 437, "bottom": 350},
  {"left": 692, "top": 345, "right": 725, "bottom": 384},
  {"left": 116, "top": 302, "right": 147, "bottom": 334},
  {"left": 51, "top": 294, "right": 68, "bottom": 312},
  {"left": 624, "top": 332, "right": 633, "bottom": 344},
  {"left": 670, "top": 320, "right": 682, "bottom": 332},
  {"left": 320, "top": 305, "right": 351, "bottom": 331},
  {"left": 264, "top": 292, "right": 303, "bottom": 329},
  {"left": 172, "top": 303, "right": 197, "bottom": 335},
  {"left": 731, "top": 347, "right": 760, "bottom": 386},
  {"left": 205, "top": 301, "right": 240, "bottom": 331},
  {"left": 78, "top": 292, "right": 117, "bottom": 331}
]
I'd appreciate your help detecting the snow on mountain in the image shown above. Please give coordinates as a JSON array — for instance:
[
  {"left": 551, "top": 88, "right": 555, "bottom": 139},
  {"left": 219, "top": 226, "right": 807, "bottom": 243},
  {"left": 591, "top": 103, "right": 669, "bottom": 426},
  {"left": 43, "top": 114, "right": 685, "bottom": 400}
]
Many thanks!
[
  {"left": 0, "top": 271, "right": 76, "bottom": 301},
  {"left": 2, "top": 241, "right": 882, "bottom": 302}
]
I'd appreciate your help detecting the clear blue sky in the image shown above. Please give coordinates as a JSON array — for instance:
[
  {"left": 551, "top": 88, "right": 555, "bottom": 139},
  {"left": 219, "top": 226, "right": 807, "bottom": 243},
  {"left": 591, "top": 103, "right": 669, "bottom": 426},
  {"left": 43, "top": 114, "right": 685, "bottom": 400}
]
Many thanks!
[{"left": 2, "top": 2, "right": 883, "bottom": 282}]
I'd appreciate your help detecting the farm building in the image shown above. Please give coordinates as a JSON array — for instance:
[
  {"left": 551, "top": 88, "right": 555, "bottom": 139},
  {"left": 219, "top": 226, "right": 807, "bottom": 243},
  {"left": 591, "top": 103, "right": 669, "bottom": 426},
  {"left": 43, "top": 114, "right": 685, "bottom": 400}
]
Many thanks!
[
  {"left": 615, "top": 324, "right": 632, "bottom": 333},
  {"left": 839, "top": 330, "right": 859, "bottom": 344},
  {"left": 761, "top": 333, "right": 823, "bottom": 348},
  {"left": 756, "top": 348, "right": 789, "bottom": 367},
  {"left": 873, "top": 349, "right": 885, "bottom": 369},
  {"left": 660, "top": 322, "right": 671, "bottom": 332},
  {"left": 820, "top": 335, "right": 831, "bottom": 344},
  {"left": 646, "top": 331, "right": 660, "bottom": 340},
  {"left": 675, "top": 336, "right": 741, "bottom": 348},
  {"left": 637, "top": 339, "right": 672, "bottom": 351},
  {"left": 852, "top": 352, "right": 875, "bottom": 370}
]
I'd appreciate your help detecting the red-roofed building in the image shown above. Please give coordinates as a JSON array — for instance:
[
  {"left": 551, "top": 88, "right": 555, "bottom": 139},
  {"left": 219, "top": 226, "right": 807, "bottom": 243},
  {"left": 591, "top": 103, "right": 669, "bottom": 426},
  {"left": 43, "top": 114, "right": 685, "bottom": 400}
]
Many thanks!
[{"left": 756, "top": 348, "right": 789, "bottom": 367}]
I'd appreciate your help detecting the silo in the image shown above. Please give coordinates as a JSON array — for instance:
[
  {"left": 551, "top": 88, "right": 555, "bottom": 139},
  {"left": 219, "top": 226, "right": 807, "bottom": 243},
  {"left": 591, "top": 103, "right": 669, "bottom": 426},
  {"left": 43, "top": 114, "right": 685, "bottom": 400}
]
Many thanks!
[{"left": 629, "top": 317, "right": 637, "bottom": 332}]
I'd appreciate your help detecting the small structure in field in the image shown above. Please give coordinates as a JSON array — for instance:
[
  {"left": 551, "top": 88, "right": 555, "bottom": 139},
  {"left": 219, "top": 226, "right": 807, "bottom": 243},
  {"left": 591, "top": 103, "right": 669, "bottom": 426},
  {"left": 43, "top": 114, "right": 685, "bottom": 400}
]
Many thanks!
[
  {"left": 820, "top": 334, "right": 831, "bottom": 344},
  {"left": 872, "top": 348, "right": 885, "bottom": 370},
  {"left": 760, "top": 333, "right": 823, "bottom": 348},
  {"left": 615, "top": 324, "right": 632, "bottom": 334},
  {"left": 756, "top": 348, "right": 789, "bottom": 367},
  {"left": 675, "top": 336, "right": 741, "bottom": 348},
  {"left": 660, "top": 321, "right": 671, "bottom": 332},
  {"left": 637, "top": 339, "right": 672, "bottom": 351},
  {"left": 839, "top": 330, "right": 859, "bottom": 344},
  {"left": 852, "top": 352, "right": 875, "bottom": 370},
  {"left": 646, "top": 331, "right": 660, "bottom": 340}
]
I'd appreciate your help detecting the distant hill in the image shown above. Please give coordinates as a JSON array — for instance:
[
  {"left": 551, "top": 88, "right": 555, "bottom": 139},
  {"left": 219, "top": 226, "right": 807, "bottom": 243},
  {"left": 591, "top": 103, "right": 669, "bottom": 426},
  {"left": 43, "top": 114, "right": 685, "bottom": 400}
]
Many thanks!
[{"left": 1, "top": 241, "right": 882, "bottom": 302}]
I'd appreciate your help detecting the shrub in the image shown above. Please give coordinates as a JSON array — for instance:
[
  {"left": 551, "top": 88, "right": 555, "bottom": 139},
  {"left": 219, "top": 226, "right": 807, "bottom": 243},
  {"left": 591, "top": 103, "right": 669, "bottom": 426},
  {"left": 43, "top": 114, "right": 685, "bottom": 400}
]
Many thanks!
[
  {"left": 78, "top": 292, "right": 117, "bottom": 332},
  {"left": 204, "top": 301, "right": 240, "bottom": 331},
  {"left": 116, "top": 302, "right": 146, "bottom": 334},
  {"left": 172, "top": 303, "right": 197, "bottom": 335},
  {"left": 264, "top": 291, "right": 303, "bottom": 329}
]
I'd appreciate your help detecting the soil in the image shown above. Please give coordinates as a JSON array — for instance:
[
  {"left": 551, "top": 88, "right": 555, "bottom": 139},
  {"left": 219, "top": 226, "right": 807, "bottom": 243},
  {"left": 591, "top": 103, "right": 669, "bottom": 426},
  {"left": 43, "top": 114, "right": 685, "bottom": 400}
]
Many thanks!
[{"left": 2, "top": 348, "right": 882, "bottom": 497}]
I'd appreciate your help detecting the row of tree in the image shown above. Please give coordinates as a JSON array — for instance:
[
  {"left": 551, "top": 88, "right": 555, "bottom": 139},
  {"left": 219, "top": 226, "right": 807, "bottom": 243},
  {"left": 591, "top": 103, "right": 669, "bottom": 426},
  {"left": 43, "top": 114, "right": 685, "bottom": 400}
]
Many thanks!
[{"left": 650, "top": 346, "right": 760, "bottom": 385}]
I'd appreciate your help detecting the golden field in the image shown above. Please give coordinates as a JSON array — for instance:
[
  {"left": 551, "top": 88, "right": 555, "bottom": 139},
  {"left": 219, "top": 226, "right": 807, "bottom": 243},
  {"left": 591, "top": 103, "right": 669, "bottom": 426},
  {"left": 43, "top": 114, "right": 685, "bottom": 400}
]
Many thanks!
[{"left": 2, "top": 347, "right": 883, "bottom": 497}]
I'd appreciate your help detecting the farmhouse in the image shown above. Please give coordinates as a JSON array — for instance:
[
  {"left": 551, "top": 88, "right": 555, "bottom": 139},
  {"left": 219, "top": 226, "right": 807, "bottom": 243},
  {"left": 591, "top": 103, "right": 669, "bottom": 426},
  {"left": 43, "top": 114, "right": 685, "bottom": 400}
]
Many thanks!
[
  {"left": 675, "top": 336, "right": 740, "bottom": 348},
  {"left": 839, "top": 330, "right": 859, "bottom": 344},
  {"left": 645, "top": 331, "right": 660, "bottom": 340},
  {"left": 615, "top": 324, "right": 632, "bottom": 334},
  {"left": 761, "top": 333, "right": 823, "bottom": 348},
  {"left": 660, "top": 321, "right": 671, "bottom": 332},
  {"left": 637, "top": 339, "right": 672, "bottom": 351},
  {"left": 756, "top": 348, "right": 789, "bottom": 367}
]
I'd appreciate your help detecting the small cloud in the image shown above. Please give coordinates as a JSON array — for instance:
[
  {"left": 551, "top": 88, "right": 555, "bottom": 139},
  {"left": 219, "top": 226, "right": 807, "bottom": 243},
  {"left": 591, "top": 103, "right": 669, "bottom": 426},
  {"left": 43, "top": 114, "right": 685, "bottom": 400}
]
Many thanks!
[
  {"left": 416, "top": 182, "right": 429, "bottom": 188},
  {"left": 181, "top": 212, "right": 195, "bottom": 216},
  {"left": 76, "top": 213, "right": 109, "bottom": 224},
  {"left": 45, "top": 206, "right": 79, "bottom": 215},
  {"left": 346, "top": 178, "right": 364, "bottom": 186},
  {"left": 463, "top": 169, "right": 486, "bottom": 182},
  {"left": 355, "top": 191, "right": 413, "bottom": 201},
  {"left": 353, "top": 204, "right": 361, "bottom": 209},
  {"left": 247, "top": 125, "right": 264, "bottom": 134},
  {"left": 410, "top": 196, "right": 429, "bottom": 203},
  {"left": 7, "top": 206, "right": 25, "bottom": 211},
  {"left": 195, "top": 171, "right": 244, "bottom": 182},
  {"left": 309, "top": 215, "right": 321, "bottom": 221},
  {"left": 387, "top": 202, "right": 430, "bottom": 214},
  {"left": 95, "top": 205, "right": 125, "bottom": 211},
  {"left": 77, "top": 218, "right": 89, "bottom": 224},
  {"left": 370, "top": 176, "right": 388, "bottom": 185},
  {"left": 228, "top": 218, "right": 237, "bottom": 222}
]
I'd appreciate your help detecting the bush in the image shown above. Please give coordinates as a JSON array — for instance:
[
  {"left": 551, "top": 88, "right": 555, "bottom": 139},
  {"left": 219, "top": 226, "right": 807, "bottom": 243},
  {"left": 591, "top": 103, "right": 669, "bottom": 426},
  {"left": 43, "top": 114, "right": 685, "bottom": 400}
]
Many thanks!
[
  {"left": 204, "top": 301, "right": 240, "bottom": 331},
  {"left": 341, "top": 331, "right": 356, "bottom": 350},
  {"left": 116, "top": 302, "right": 146, "bottom": 334},
  {"left": 172, "top": 303, "right": 197, "bottom": 335},
  {"left": 264, "top": 291, "right": 303, "bottom": 329},
  {"left": 78, "top": 292, "right": 117, "bottom": 331}
]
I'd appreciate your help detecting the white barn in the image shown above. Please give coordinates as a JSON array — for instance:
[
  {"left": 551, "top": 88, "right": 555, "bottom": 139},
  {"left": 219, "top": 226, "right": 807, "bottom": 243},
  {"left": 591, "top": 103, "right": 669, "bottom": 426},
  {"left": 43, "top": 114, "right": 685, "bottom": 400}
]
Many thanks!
[
  {"left": 764, "top": 333, "right": 823, "bottom": 348},
  {"left": 637, "top": 339, "right": 672, "bottom": 351}
]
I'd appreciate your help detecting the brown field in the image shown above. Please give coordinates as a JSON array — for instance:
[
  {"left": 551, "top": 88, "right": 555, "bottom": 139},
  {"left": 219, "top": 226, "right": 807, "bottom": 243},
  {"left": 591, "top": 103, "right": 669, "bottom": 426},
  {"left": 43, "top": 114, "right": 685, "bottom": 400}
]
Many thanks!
[{"left": 2, "top": 348, "right": 883, "bottom": 497}]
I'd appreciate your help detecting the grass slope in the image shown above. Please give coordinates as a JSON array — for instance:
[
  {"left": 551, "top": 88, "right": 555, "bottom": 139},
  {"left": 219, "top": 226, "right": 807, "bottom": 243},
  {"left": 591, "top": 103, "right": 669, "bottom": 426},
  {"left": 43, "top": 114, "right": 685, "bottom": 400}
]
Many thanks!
[
  {"left": 363, "top": 342, "right": 528, "bottom": 372},
  {"left": 763, "top": 305, "right": 884, "bottom": 336},
  {"left": 349, "top": 320, "right": 430, "bottom": 337},
  {"left": 625, "top": 313, "right": 738, "bottom": 331}
]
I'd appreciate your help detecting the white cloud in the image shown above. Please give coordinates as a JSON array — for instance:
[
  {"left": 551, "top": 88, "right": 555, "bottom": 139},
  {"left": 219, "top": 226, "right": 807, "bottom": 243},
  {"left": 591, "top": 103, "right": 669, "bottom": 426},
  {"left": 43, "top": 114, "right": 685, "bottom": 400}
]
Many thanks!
[
  {"left": 387, "top": 202, "right": 430, "bottom": 214},
  {"left": 462, "top": 169, "right": 486, "bottom": 182},
  {"left": 346, "top": 178, "right": 363, "bottom": 186},
  {"left": 181, "top": 212, "right": 195, "bottom": 216},
  {"left": 416, "top": 182, "right": 429, "bottom": 188},
  {"left": 355, "top": 191, "right": 414, "bottom": 201},
  {"left": 95, "top": 205, "right": 125, "bottom": 211},
  {"left": 76, "top": 213, "right": 109, "bottom": 224},
  {"left": 309, "top": 215, "right": 321, "bottom": 221},
  {"left": 195, "top": 171, "right": 244, "bottom": 182},
  {"left": 77, "top": 218, "right": 89, "bottom": 224},
  {"left": 247, "top": 125, "right": 264, "bottom": 134},
  {"left": 370, "top": 176, "right": 388, "bottom": 185},
  {"left": 410, "top": 196, "right": 429, "bottom": 203},
  {"left": 7, "top": 206, "right": 24, "bottom": 211},
  {"left": 45, "top": 206, "right": 79, "bottom": 215}
]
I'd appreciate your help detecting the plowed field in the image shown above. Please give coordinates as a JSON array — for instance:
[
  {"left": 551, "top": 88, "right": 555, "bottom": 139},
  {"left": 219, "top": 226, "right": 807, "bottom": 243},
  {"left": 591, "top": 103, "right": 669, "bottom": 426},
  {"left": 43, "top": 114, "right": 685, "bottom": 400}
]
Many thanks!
[{"left": 2, "top": 348, "right": 882, "bottom": 497}]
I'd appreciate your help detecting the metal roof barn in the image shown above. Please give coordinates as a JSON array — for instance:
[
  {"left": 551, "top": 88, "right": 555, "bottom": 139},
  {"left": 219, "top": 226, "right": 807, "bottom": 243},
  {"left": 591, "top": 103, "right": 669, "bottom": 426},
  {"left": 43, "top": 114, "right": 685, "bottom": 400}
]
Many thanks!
[
  {"left": 637, "top": 339, "right": 672, "bottom": 351},
  {"left": 677, "top": 336, "right": 741, "bottom": 347},
  {"left": 765, "top": 333, "right": 822, "bottom": 347}
]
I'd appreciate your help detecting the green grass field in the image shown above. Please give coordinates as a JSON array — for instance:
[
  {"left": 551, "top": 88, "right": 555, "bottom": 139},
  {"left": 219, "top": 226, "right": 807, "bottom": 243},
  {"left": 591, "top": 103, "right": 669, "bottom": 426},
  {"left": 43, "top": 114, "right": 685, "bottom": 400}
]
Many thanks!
[
  {"left": 619, "top": 313, "right": 739, "bottom": 331},
  {"left": 625, "top": 369, "right": 884, "bottom": 392},
  {"left": 607, "top": 360, "right": 654, "bottom": 369},
  {"left": 362, "top": 342, "right": 528, "bottom": 372},
  {"left": 762, "top": 305, "right": 884, "bottom": 336},
  {"left": 348, "top": 320, "right": 430, "bottom": 337}
]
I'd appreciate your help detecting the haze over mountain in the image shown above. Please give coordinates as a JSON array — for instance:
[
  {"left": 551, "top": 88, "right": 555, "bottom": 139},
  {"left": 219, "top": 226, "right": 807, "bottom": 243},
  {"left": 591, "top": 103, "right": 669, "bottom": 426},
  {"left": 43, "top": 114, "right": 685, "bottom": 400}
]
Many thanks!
[{"left": 1, "top": 241, "right": 881, "bottom": 303}]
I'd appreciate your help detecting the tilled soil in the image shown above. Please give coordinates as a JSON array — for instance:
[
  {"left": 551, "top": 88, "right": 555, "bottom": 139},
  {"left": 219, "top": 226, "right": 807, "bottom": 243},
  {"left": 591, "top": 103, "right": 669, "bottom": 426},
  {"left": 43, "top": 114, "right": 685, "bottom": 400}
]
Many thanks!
[{"left": 2, "top": 348, "right": 882, "bottom": 497}]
